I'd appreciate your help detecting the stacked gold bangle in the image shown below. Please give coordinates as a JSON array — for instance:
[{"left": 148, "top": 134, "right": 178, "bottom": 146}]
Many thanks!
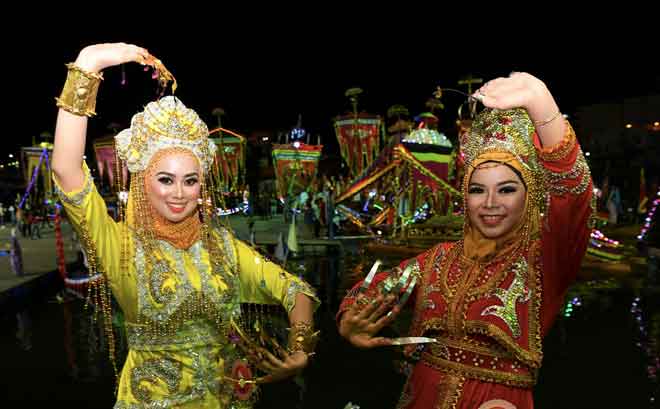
[
  {"left": 287, "top": 322, "right": 320, "bottom": 356},
  {"left": 55, "top": 63, "right": 103, "bottom": 117}
]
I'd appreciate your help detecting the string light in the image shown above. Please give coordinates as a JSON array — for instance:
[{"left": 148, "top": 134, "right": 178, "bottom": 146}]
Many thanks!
[
  {"left": 590, "top": 229, "right": 621, "bottom": 248},
  {"left": 637, "top": 189, "right": 660, "bottom": 241},
  {"left": 403, "top": 203, "right": 431, "bottom": 226},
  {"left": 563, "top": 296, "right": 582, "bottom": 318},
  {"left": 630, "top": 297, "right": 659, "bottom": 405},
  {"left": 588, "top": 228, "right": 624, "bottom": 260}
]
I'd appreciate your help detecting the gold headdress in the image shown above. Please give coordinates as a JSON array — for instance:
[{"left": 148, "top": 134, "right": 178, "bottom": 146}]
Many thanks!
[
  {"left": 461, "top": 108, "right": 547, "bottom": 213},
  {"left": 115, "top": 96, "right": 217, "bottom": 173}
]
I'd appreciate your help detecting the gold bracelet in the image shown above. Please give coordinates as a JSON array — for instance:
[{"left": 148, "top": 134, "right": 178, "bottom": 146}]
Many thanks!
[
  {"left": 533, "top": 110, "right": 562, "bottom": 128},
  {"left": 55, "top": 63, "right": 103, "bottom": 117},
  {"left": 287, "top": 322, "right": 320, "bottom": 355}
]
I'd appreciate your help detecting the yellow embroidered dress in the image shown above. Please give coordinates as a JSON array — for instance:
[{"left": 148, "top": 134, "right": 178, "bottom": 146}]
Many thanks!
[{"left": 54, "top": 164, "right": 319, "bottom": 408}]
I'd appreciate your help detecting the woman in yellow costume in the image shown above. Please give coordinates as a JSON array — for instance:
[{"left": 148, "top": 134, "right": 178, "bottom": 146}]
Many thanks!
[{"left": 52, "top": 42, "right": 319, "bottom": 408}]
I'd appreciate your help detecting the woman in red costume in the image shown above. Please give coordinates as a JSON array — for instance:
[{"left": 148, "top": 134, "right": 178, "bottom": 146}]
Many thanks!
[{"left": 338, "top": 73, "right": 594, "bottom": 409}]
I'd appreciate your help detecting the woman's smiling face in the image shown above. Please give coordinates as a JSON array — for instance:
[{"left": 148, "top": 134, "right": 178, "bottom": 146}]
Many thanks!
[
  {"left": 146, "top": 150, "right": 201, "bottom": 222},
  {"left": 466, "top": 162, "right": 526, "bottom": 239}
]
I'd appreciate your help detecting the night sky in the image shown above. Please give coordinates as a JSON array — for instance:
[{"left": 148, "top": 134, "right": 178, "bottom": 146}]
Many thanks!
[{"left": 5, "top": 16, "right": 659, "bottom": 158}]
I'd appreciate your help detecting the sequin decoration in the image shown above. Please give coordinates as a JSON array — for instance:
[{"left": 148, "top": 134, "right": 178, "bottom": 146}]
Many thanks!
[
  {"left": 546, "top": 151, "right": 592, "bottom": 196},
  {"left": 480, "top": 259, "right": 531, "bottom": 338},
  {"left": 149, "top": 260, "right": 175, "bottom": 305},
  {"left": 53, "top": 164, "right": 94, "bottom": 206},
  {"left": 284, "top": 279, "right": 318, "bottom": 314},
  {"left": 131, "top": 358, "right": 183, "bottom": 403}
]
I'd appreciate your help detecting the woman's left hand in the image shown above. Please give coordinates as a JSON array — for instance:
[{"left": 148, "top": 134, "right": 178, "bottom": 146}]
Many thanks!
[
  {"left": 256, "top": 349, "right": 309, "bottom": 383},
  {"left": 472, "top": 72, "right": 553, "bottom": 113},
  {"left": 472, "top": 72, "right": 566, "bottom": 146}
]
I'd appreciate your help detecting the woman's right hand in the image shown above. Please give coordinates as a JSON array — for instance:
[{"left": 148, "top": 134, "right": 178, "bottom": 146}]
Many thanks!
[
  {"left": 73, "top": 42, "right": 150, "bottom": 74},
  {"left": 338, "top": 294, "right": 401, "bottom": 349}
]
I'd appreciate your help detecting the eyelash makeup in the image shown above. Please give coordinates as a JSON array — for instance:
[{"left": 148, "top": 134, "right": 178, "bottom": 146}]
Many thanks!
[
  {"left": 157, "top": 177, "right": 198, "bottom": 186},
  {"left": 499, "top": 186, "right": 517, "bottom": 193},
  {"left": 468, "top": 185, "right": 517, "bottom": 194}
]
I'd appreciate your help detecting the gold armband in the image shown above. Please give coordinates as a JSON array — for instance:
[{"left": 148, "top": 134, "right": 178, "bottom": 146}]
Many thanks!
[
  {"left": 55, "top": 63, "right": 103, "bottom": 117},
  {"left": 288, "top": 322, "right": 320, "bottom": 355}
]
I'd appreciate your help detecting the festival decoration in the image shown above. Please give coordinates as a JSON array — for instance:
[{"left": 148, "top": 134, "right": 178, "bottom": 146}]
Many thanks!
[
  {"left": 92, "top": 137, "right": 127, "bottom": 195},
  {"left": 334, "top": 114, "right": 383, "bottom": 178},
  {"left": 210, "top": 127, "right": 246, "bottom": 194},
  {"left": 271, "top": 143, "right": 322, "bottom": 200}
]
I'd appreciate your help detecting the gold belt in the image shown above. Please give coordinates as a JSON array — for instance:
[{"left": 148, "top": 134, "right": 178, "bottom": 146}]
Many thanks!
[{"left": 421, "top": 336, "right": 536, "bottom": 388}]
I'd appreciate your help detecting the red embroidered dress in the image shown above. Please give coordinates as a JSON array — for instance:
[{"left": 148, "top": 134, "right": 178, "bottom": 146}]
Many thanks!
[{"left": 339, "top": 118, "right": 593, "bottom": 409}]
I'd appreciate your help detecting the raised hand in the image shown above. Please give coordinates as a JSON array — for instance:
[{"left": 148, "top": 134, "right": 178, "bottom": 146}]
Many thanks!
[
  {"left": 472, "top": 72, "right": 565, "bottom": 146},
  {"left": 472, "top": 72, "right": 551, "bottom": 112}
]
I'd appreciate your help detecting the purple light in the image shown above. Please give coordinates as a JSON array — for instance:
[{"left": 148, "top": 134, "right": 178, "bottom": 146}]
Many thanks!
[
  {"left": 362, "top": 200, "right": 370, "bottom": 212},
  {"left": 19, "top": 148, "right": 49, "bottom": 209}
]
